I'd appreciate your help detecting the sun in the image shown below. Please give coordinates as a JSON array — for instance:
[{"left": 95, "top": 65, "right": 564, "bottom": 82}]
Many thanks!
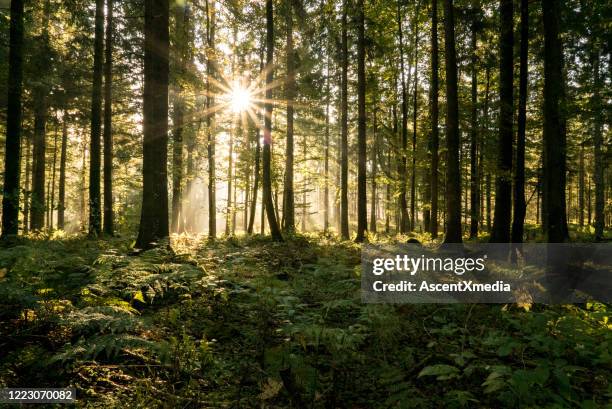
[{"left": 229, "top": 83, "right": 252, "bottom": 113}]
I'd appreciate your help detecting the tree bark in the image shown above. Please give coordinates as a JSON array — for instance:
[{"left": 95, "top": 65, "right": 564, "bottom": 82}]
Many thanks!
[
  {"left": 171, "top": 1, "right": 188, "bottom": 234},
  {"left": 206, "top": 0, "right": 217, "bottom": 239},
  {"left": 469, "top": 5, "right": 479, "bottom": 239},
  {"left": 541, "top": 0, "right": 568, "bottom": 243},
  {"left": 370, "top": 108, "right": 378, "bottom": 233},
  {"left": 355, "top": 0, "right": 367, "bottom": 243},
  {"left": 136, "top": 0, "right": 170, "bottom": 249},
  {"left": 282, "top": 3, "right": 295, "bottom": 233},
  {"left": 592, "top": 50, "right": 604, "bottom": 240},
  {"left": 1, "top": 0, "right": 24, "bottom": 237},
  {"left": 490, "top": 0, "right": 513, "bottom": 243},
  {"left": 340, "top": 0, "right": 349, "bottom": 239},
  {"left": 262, "top": 0, "right": 283, "bottom": 241},
  {"left": 511, "top": 0, "right": 528, "bottom": 243},
  {"left": 429, "top": 0, "right": 439, "bottom": 238},
  {"left": 89, "top": 0, "right": 104, "bottom": 236},
  {"left": 397, "top": 0, "right": 409, "bottom": 233},
  {"left": 442, "top": 0, "right": 462, "bottom": 243},
  {"left": 58, "top": 112, "right": 68, "bottom": 230},
  {"left": 103, "top": 0, "right": 114, "bottom": 236}
]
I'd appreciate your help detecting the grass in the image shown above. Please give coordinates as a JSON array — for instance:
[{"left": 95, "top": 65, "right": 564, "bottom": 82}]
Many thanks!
[{"left": 0, "top": 233, "right": 610, "bottom": 408}]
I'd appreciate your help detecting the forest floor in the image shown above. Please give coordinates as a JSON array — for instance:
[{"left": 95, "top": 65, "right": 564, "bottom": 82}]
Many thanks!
[{"left": 0, "top": 233, "right": 610, "bottom": 408}]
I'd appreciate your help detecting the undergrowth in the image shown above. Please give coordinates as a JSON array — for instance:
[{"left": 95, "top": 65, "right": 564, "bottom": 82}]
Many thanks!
[{"left": 0, "top": 234, "right": 610, "bottom": 408}]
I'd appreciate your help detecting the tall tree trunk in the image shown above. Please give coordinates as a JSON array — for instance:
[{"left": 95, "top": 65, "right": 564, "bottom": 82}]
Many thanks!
[
  {"left": 206, "top": 0, "right": 217, "bottom": 239},
  {"left": 511, "top": 0, "right": 528, "bottom": 243},
  {"left": 49, "top": 119, "right": 58, "bottom": 230},
  {"left": 592, "top": 50, "right": 604, "bottom": 240},
  {"left": 340, "top": 0, "right": 350, "bottom": 240},
  {"left": 23, "top": 134, "right": 31, "bottom": 234},
  {"left": 58, "top": 112, "right": 68, "bottom": 230},
  {"left": 397, "top": 0, "right": 409, "bottom": 233},
  {"left": 442, "top": 0, "right": 462, "bottom": 243},
  {"left": 429, "top": 0, "right": 439, "bottom": 238},
  {"left": 1, "top": 0, "right": 24, "bottom": 237},
  {"left": 410, "top": 3, "right": 420, "bottom": 232},
  {"left": 262, "top": 0, "right": 283, "bottom": 241},
  {"left": 469, "top": 6, "right": 479, "bottom": 239},
  {"left": 282, "top": 3, "right": 295, "bottom": 232},
  {"left": 136, "top": 0, "right": 170, "bottom": 249},
  {"left": 578, "top": 143, "right": 584, "bottom": 227},
  {"left": 89, "top": 0, "right": 104, "bottom": 236},
  {"left": 103, "top": 0, "right": 114, "bottom": 236},
  {"left": 490, "top": 0, "right": 513, "bottom": 243},
  {"left": 370, "top": 108, "right": 378, "bottom": 233},
  {"left": 80, "top": 137, "right": 87, "bottom": 230},
  {"left": 324, "top": 55, "right": 330, "bottom": 233},
  {"left": 171, "top": 1, "right": 187, "bottom": 234},
  {"left": 355, "top": 0, "right": 367, "bottom": 243},
  {"left": 226, "top": 121, "right": 234, "bottom": 235},
  {"left": 541, "top": 0, "right": 568, "bottom": 243}
]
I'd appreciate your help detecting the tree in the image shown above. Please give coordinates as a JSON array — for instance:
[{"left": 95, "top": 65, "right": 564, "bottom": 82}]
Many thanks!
[
  {"left": 469, "top": 1, "right": 479, "bottom": 239},
  {"left": 355, "top": 0, "right": 367, "bottom": 243},
  {"left": 58, "top": 111, "right": 68, "bottom": 230},
  {"left": 397, "top": 0, "right": 409, "bottom": 233},
  {"left": 136, "top": 0, "right": 170, "bottom": 249},
  {"left": 30, "top": 1, "right": 53, "bottom": 232},
  {"left": 171, "top": 2, "right": 188, "bottom": 234},
  {"left": 103, "top": 0, "right": 115, "bottom": 236},
  {"left": 262, "top": 0, "right": 283, "bottom": 241},
  {"left": 511, "top": 0, "right": 528, "bottom": 243},
  {"left": 541, "top": 0, "right": 568, "bottom": 243},
  {"left": 592, "top": 49, "right": 604, "bottom": 240},
  {"left": 340, "top": 0, "right": 349, "bottom": 240},
  {"left": 282, "top": 3, "right": 295, "bottom": 233},
  {"left": 89, "top": 0, "right": 105, "bottom": 236},
  {"left": 490, "top": 0, "right": 513, "bottom": 243},
  {"left": 429, "top": 0, "right": 439, "bottom": 238},
  {"left": 1, "top": 0, "right": 25, "bottom": 237},
  {"left": 442, "top": 0, "right": 462, "bottom": 243},
  {"left": 206, "top": 0, "right": 217, "bottom": 239}
]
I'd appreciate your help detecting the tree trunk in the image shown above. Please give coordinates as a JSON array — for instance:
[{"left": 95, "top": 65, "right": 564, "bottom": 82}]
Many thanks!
[
  {"left": 282, "top": 3, "right": 295, "bottom": 233},
  {"left": 49, "top": 119, "right": 58, "bottom": 230},
  {"left": 578, "top": 143, "right": 584, "bottom": 227},
  {"left": 541, "top": 0, "right": 568, "bottom": 243},
  {"left": 324, "top": 55, "right": 330, "bottom": 233},
  {"left": 410, "top": 3, "right": 420, "bottom": 232},
  {"left": 397, "top": 0, "right": 409, "bottom": 233},
  {"left": 103, "top": 0, "right": 114, "bottom": 236},
  {"left": 370, "top": 108, "right": 378, "bottom": 233},
  {"left": 206, "top": 0, "right": 217, "bottom": 239},
  {"left": 340, "top": 0, "right": 350, "bottom": 240},
  {"left": 355, "top": 0, "right": 367, "bottom": 243},
  {"left": 1, "top": 0, "right": 24, "bottom": 237},
  {"left": 226, "top": 121, "right": 234, "bottom": 235},
  {"left": 248, "top": 123, "right": 261, "bottom": 234},
  {"left": 89, "top": 0, "right": 104, "bottom": 236},
  {"left": 511, "top": 0, "right": 528, "bottom": 243},
  {"left": 469, "top": 6, "right": 479, "bottom": 239},
  {"left": 442, "top": 0, "right": 462, "bottom": 243},
  {"left": 171, "top": 1, "right": 188, "bottom": 234},
  {"left": 262, "top": 0, "right": 283, "bottom": 241},
  {"left": 429, "top": 0, "right": 439, "bottom": 238},
  {"left": 136, "top": 0, "right": 170, "bottom": 249},
  {"left": 490, "top": 0, "right": 513, "bottom": 243},
  {"left": 58, "top": 112, "right": 68, "bottom": 230},
  {"left": 592, "top": 50, "right": 604, "bottom": 240},
  {"left": 23, "top": 134, "right": 31, "bottom": 234}
]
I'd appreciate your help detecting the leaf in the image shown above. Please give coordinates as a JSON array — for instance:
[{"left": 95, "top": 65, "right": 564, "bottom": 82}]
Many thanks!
[
  {"left": 418, "top": 364, "right": 460, "bottom": 380},
  {"left": 132, "top": 290, "right": 145, "bottom": 304}
]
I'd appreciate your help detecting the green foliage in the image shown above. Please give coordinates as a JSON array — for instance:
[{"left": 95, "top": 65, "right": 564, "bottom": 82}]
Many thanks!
[{"left": 0, "top": 235, "right": 610, "bottom": 408}]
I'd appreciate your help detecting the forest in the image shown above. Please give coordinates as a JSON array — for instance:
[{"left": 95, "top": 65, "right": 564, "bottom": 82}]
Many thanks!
[{"left": 0, "top": 0, "right": 611, "bottom": 407}]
